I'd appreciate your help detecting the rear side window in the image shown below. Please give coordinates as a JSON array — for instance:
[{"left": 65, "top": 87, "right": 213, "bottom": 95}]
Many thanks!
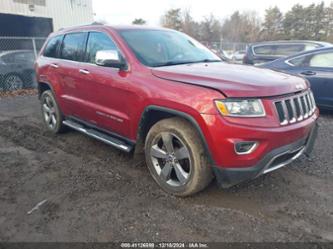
[
  {"left": 253, "top": 45, "right": 275, "bottom": 55},
  {"left": 60, "top": 33, "right": 86, "bottom": 61},
  {"left": 43, "top": 35, "right": 63, "bottom": 58},
  {"left": 85, "top": 32, "right": 117, "bottom": 64},
  {"left": 254, "top": 44, "right": 305, "bottom": 56},
  {"left": 275, "top": 44, "right": 304, "bottom": 56}
]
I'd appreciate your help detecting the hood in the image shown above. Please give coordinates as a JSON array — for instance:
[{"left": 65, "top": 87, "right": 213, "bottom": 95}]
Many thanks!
[{"left": 151, "top": 62, "right": 308, "bottom": 98}]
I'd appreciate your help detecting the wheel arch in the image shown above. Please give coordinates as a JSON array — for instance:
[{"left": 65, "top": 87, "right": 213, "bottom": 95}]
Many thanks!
[
  {"left": 38, "top": 81, "right": 54, "bottom": 99},
  {"left": 136, "top": 105, "right": 215, "bottom": 165}
]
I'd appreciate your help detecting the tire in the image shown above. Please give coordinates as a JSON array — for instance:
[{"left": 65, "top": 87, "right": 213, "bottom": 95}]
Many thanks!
[
  {"left": 4, "top": 74, "right": 24, "bottom": 91},
  {"left": 40, "top": 90, "right": 66, "bottom": 134},
  {"left": 145, "top": 117, "right": 213, "bottom": 196}
]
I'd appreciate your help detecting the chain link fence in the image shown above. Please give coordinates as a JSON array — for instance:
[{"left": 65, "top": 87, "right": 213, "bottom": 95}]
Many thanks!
[
  {"left": 0, "top": 37, "right": 46, "bottom": 92},
  {"left": 201, "top": 41, "right": 248, "bottom": 63}
]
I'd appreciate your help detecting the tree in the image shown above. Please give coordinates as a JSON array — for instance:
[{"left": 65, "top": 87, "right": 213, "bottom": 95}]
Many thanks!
[
  {"left": 132, "top": 18, "right": 147, "bottom": 25},
  {"left": 261, "top": 7, "right": 284, "bottom": 40},
  {"left": 283, "top": 2, "right": 329, "bottom": 40},
  {"left": 199, "top": 14, "right": 222, "bottom": 43},
  {"left": 221, "top": 11, "right": 261, "bottom": 42},
  {"left": 326, "top": 2, "right": 333, "bottom": 42},
  {"left": 181, "top": 9, "right": 199, "bottom": 39},
  {"left": 283, "top": 4, "right": 306, "bottom": 39},
  {"left": 160, "top": 8, "right": 183, "bottom": 31}
]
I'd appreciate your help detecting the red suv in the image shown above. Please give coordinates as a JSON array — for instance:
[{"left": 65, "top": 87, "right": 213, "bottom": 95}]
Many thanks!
[{"left": 35, "top": 25, "right": 318, "bottom": 196}]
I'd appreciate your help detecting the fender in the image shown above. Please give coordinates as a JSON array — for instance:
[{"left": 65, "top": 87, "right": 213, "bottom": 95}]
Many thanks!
[
  {"left": 37, "top": 81, "right": 56, "bottom": 99},
  {"left": 139, "top": 105, "right": 215, "bottom": 165}
]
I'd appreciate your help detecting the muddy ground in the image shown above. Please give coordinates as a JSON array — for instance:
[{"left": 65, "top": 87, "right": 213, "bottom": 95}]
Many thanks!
[{"left": 0, "top": 95, "right": 332, "bottom": 242}]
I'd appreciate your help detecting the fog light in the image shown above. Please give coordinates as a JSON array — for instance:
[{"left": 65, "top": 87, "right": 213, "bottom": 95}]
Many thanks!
[{"left": 235, "top": 141, "right": 258, "bottom": 155}]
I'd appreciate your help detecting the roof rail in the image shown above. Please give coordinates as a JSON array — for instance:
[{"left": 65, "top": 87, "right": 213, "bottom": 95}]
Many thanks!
[{"left": 58, "top": 22, "right": 105, "bottom": 31}]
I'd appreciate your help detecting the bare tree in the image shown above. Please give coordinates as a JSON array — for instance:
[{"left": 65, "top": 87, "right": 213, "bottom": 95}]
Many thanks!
[{"left": 222, "top": 11, "right": 261, "bottom": 42}]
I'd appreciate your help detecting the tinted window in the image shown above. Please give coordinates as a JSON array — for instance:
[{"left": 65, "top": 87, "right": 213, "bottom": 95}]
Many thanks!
[
  {"left": 43, "top": 36, "right": 63, "bottom": 58},
  {"left": 254, "top": 44, "right": 305, "bottom": 56},
  {"left": 253, "top": 45, "right": 275, "bottom": 55},
  {"left": 60, "top": 33, "right": 86, "bottom": 61},
  {"left": 275, "top": 44, "right": 304, "bottom": 56},
  {"left": 86, "top": 32, "right": 117, "bottom": 64},
  {"left": 289, "top": 56, "right": 308, "bottom": 67}
]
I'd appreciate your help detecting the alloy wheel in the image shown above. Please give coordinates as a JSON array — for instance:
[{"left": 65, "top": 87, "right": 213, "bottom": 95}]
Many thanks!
[
  {"left": 42, "top": 95, "right": 57, "bottom": 130},
  {"left": 150, "top": 132, "right": 191, "bottom": 187}
]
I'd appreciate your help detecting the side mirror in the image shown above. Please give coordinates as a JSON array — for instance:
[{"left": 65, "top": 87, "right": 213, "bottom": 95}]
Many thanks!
[{"left": 95, "top": 50, "right": 127, "bottom": 70}]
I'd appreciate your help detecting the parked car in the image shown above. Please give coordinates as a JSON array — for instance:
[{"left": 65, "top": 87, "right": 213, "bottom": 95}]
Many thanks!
[
  {"left": 232, "top": 50, "right": 246, "bottom": 62},
  {"left": 0, "top": 50, "right": 36, "bottom": 91},
  {"left": 261, "top": 47, "right": 333, "bottom": 110},
  {"left": 243, "top": 40, "right": 332, "bottom": 65},
  {"left": 214, "top": 49, "right": 231, "bottom": 62},
  {"left": 35, "top": 25, "right": 318, "bottom": 196}
]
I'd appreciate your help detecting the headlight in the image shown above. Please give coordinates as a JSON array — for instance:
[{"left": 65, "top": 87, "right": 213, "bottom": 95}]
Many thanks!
[{"left": 215, "top": 99, "right": 265, "bottom": 117}]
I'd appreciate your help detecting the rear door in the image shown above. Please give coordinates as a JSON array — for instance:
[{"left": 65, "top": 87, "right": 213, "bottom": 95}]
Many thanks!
[{"left": 57, "top": 32, "right": 88, "bottom": 118}]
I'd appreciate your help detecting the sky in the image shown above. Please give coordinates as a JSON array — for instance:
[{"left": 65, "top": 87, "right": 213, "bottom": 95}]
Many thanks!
[{"left": 92, "top": 0, "right": 333, "bottom": 26}]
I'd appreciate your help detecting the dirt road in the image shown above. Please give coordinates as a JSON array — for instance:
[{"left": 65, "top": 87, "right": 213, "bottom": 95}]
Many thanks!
[{"left": 0, "top": 95, "right": 332, "bottom": 242}]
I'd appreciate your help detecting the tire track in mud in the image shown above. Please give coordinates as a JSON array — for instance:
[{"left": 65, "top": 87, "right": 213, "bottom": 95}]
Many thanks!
[{"left": 1, "top": 112, "right": 332, "bottom": 241}]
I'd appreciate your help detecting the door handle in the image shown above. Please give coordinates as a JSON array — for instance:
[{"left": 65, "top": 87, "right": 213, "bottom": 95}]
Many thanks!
[
  {"left": 79, "top": 69, "right": 90, "bottom": 75},
  {"left": 50, "top": 63, "right": 59, "bottom": 69},
  {"left": 300, "top": 71, "right": 316, "bottom": 76}
]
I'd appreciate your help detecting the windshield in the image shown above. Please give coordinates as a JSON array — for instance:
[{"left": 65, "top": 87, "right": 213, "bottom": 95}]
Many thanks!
[{"left": 119, "top": 29, "right": 221, "bottom": 67}]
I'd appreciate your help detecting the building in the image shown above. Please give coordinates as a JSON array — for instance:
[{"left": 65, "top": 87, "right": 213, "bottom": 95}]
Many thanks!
[{"left": 0, "top": 0, "right": 94, "bottom": 37}]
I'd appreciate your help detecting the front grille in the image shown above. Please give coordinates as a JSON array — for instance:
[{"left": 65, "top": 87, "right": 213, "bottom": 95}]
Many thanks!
[{"left": 274, "top": 90, "right": 316, "bottom": 125}]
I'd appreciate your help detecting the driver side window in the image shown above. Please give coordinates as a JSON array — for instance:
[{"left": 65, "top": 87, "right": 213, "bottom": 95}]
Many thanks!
[
  {"left": 85, "top": 32, "right": 117, "bottom": 64},
  {"left": 309, "top": 52, "right": 333, "bottom": 68}
]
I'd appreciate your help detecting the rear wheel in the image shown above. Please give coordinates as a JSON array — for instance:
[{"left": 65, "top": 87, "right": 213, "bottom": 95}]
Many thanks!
[
  {"left": 145, "top": 117, "right": 213, "bottom": 196},
  {"left": 40, "top": 90, "right": 66, "bottom": 134}
]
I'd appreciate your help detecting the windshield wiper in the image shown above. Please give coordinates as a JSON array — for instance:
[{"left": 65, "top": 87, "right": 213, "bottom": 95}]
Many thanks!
[
  {"left": 153, "top": 61, "right": 197, "bottom": 67},
  {"left": 153, "top": 59, "right": 221, "bottom": 67},
  {"left": 189, "top": 59, "right": 222, "bottom": 64}
]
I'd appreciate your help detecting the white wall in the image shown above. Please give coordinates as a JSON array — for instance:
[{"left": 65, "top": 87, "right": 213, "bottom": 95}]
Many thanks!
[{"left": 0, "top": 0, "right": 94, "bottom": 32}]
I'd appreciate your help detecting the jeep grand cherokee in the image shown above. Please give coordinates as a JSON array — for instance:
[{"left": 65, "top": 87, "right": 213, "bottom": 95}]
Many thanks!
[{"left": 35, "top": 25, "right": 318, "bottom": 196}]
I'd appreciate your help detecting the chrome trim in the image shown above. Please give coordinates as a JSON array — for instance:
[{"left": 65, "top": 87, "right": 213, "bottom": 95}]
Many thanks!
[
  {"left": 274, "top": 90, "right": 316, "bottom": 126},
  {"left": 234, "top": 141, "right": 259, "bottom": 155},
  {"left": 79, "top": 69, "right": 90, "bottom": 75},
  {"left": 63, "top": 120, "right": 131, "bottom": 152},
  {"left": 262, "top": 146, "right": 305, "bottom": 174}
]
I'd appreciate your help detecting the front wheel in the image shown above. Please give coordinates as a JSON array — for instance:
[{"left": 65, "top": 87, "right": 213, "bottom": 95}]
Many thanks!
[{"left": 145, "top": 117, "right": 213, "bottom": 196}]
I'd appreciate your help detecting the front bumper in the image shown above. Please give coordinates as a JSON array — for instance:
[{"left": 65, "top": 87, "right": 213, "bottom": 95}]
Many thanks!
[{"left": 213, "top": 122, "right": 318, "bottom": 188}]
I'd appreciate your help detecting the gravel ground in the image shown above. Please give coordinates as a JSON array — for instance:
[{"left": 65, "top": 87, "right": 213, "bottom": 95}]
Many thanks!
[{"left": 0, "top": 95, "right": 332, "bottom": 242}]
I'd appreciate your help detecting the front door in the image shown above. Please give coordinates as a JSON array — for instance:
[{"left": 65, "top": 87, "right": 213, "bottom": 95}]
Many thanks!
[{"left": 76, "top": 31, "right": 134, "bottom": 138}]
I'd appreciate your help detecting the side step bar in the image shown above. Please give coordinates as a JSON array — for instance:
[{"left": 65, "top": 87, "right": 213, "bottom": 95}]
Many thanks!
[{"left": 63, "top": 119, "right": 133, "bottom": 152}]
